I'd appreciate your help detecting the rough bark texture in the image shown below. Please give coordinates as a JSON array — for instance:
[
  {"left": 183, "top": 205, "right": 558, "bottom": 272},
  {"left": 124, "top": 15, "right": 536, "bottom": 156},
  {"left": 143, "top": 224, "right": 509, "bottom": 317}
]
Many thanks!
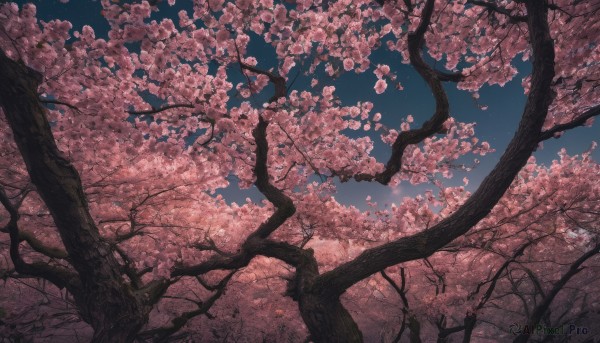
[
  {"left": 296, "top": 250, "right": 363, "bottom": 343},
  {"left": 0, "top": 50, "right": 147, "bottom": 342},
  {"left": 299, "top": 293, "right": 363, "bottom": 343}
]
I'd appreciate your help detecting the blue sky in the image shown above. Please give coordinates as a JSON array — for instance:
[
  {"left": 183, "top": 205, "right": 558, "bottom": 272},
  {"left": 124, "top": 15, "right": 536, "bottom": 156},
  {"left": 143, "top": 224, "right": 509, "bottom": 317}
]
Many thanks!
[{"left": 16, "top": 0, "right": 599, "bottom": 209}]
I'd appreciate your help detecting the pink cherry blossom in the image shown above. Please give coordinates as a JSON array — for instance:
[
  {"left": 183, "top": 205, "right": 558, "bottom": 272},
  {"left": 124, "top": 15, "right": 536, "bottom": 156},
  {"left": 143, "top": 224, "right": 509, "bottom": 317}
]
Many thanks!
[
  {"left": 374, "top": 79, "right": 387, "bottom": 94},
  {"left": 374, "top": 64, "right": 390, "bottom": 78},
  {"left": 0, "top": 0, "right": 598, "bottom": 342},
  {"left": 343, "top": 58, "right": 355, "bottom": 71}
]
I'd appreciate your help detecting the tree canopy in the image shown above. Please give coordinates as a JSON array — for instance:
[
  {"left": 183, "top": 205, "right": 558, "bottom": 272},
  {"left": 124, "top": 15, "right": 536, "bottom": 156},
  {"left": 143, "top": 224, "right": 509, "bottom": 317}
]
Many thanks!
[{"left": 0, "top": 0, "right": 599, "bottom": 342}]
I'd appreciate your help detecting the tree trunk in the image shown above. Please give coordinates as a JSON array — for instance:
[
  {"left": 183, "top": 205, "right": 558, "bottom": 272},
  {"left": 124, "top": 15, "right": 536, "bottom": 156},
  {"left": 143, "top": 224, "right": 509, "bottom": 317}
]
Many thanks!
[
  {"left": 298, "top": 293, "right": 363, "bottom": 343},
  {"left": 407, "top": 315, "right": 422, "bottom": 343},
  {"left": 0, "top": 50, "right": 147, "bottom": 341},
  {"left": 462, "top": 313, "right": 476, "bottom": 343},
  {"left": 279, "top": 246, "right": 364, "bottom": 343}
]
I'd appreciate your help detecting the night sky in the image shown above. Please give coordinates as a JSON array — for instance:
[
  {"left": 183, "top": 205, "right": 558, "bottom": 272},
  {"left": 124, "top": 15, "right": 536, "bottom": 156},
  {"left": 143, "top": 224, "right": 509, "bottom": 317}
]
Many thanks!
[{"left": 14, "top": 0, "right": 600, "bottom": 209}]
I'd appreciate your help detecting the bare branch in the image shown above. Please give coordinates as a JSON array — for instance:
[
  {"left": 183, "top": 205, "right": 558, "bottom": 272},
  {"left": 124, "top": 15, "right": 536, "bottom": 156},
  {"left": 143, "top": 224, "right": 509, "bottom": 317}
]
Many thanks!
[
  {"left": 0, "top": 184, "right": 78, "bottom": 291},
  {"left": 39, "top": 98, "right": 81, "bottom": 111},
  {"left": 127, "top": 103, "right": 194, "bottom": 115},
  {"left": 137, "top": 271, "right": 235, "bottom": 342}
]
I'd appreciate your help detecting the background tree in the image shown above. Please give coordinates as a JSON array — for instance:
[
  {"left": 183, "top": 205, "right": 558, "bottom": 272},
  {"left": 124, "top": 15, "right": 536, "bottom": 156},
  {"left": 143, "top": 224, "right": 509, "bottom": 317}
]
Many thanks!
[{"left": 1, "top": 0, "right": 599, "bottom": 342}]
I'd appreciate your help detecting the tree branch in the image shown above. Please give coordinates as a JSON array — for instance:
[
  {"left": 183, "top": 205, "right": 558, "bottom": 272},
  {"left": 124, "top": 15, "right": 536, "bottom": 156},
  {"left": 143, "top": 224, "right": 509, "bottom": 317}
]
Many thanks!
[
  {"left": 513, "top": 243, "right": 600, "bottom": 343},
  {"left": 172, "top": 62, "right": 295, "bottom": 277},
  {"left": 39, "top": 98, "right": 81, "bottom": 111},
  {"left": 353, "top": 0, "right": 454, "bottom": 184},
  {"left": 0, "top": 48, "right": 148, "bottom": 336},
  {"left": 137, "top": 271, "right": 235, "bottom": 342},
  {"left": 239, "top": 62, "right": 287, "bottom": 103},
  {"left": 127, "top": 103, "right": 194, "bottom": 115},
  {"left": 467, "top": 0, "right": 527, "bottom": 23},
  {"left": 460, "top": 241, "right": 534, "bottom": 342},
  {"left": 0, "top": 185, "right": 78, "bottom": 291},
  {"left": 538, "top": 104, "right": 600, "bottom": 141},
  {"left": 313, "top": 0, "right": 556, "bottom": 297}
]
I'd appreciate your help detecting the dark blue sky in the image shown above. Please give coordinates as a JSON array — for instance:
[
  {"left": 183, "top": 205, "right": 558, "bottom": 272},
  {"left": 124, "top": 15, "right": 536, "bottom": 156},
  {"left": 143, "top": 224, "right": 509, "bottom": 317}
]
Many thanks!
[{"left": 16, "top": 0, "right": 599, "bottom": 208}]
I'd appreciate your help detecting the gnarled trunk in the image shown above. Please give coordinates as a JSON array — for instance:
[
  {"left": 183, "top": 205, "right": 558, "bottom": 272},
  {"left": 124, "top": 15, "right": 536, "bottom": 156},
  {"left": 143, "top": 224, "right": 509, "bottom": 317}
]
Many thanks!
[
  {"left": 299, "top": 293, "right": 363, "bottom": 343},
  {"left": 0, "top": 50, "right": 148, "bottom": 341}
]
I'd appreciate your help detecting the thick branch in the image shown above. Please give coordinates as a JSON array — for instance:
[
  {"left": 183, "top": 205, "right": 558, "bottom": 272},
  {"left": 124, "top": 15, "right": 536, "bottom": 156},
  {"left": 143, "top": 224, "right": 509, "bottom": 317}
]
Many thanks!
[
  {"left": 314, "top": 0, "right": 556, "bottom": 297},
  {"left": 0, "top": 49, "right": 147, "bottom": 338},
  {"left": 247, "top": 116, "right": 296, "bottom": 239},
  {"left": 3, "top": 227, "right": 69, "bottom": 259},
  {"left": 436, "top": 71, "right": 464, "bottom": 82},
  {"left": 239, "top": 61, "right": 294, "bottom": 239}
]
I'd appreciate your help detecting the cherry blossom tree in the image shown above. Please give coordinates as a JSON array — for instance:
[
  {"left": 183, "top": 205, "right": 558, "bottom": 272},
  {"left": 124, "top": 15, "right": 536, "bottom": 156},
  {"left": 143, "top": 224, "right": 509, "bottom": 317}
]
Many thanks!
[{"left": 1, "top": 0, "right": 599, "bottom": 342}]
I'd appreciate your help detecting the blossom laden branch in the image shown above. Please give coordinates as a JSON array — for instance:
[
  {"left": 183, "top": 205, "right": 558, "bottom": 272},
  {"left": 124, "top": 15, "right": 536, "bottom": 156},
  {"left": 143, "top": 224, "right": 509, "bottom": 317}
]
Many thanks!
[
  {"left": 314, "top": 0, "right": 556, "bottom": 297},
  {"left": 352, "top": 0, "right": 457, "bottom": 184},
  {"left": 172, "top": 62, "right": 295, "bottom": 277},
  {"left": 467, "top": 0, "right": 528, "bottom": 23},
  {"left": 538, "top": 104, "right": 600, "bottom": 141},
  {"left": 38, "top": 98, "right": 81, "bottom": 111}
]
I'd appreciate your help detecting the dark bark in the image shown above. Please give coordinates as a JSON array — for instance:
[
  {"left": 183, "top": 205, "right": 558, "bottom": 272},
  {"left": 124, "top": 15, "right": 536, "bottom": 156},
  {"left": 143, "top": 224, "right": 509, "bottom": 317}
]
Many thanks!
[
  {"left": 171, "top": 1, "right": 557, "bottom": 342},
  {"left": 538, "top": 104, "right": 600, "bottom": 141},
  {"left": 137, "top": 271, "right": 235, "bottom": 342},
  {"left": 276, "top": 243, "right": 364, "bottom": 343},
  {"left": 462, "top": 314, "right": 477, "bottom": 343},
  {"left": 299, "top": 0, "right": 555, "bottom": 340},
  {"left": 407, "top": 315, "right": 422, "bottom": 343},
  {"left": 313, "top": 0, "right": 555, "bottom": 299},
  {"left": 0, "top": 50, "right": 149, "bottom": 342},
  {"left": 354, "top": 0, "right": 450, "bottom": 185},
  {"left": 298, "top": 293, "right": 363, "bottom": 343}
]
